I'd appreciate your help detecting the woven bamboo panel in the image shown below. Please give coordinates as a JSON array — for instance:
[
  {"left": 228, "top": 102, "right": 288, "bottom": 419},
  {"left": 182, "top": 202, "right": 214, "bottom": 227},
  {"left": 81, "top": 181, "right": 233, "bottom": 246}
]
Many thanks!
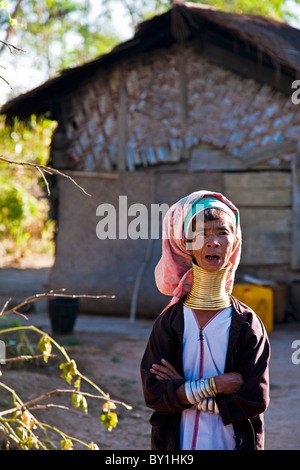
[{"left": 57, "top": 42, "right": 300, "bottom": 174}]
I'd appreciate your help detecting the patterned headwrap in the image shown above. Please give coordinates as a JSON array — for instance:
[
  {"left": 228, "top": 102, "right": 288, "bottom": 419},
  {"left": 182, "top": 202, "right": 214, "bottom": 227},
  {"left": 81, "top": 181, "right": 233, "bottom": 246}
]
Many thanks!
[{"left": 154, "top": 190, "right": 242, "bottom": 310}]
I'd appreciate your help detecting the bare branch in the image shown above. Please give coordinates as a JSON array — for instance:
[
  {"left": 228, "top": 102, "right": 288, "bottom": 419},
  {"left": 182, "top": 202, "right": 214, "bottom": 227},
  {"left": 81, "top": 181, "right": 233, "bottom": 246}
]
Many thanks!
[
  {"left": 0, "top": 74, "right": 12, "bottom": 89},
  {"left": 0, "top": 422, "right": 23, "bottom": 449},
  {"left": 0, "top": 289, "right": 115, "bottom": 319},
  {"left": 9, "top": 309, "right": 29, "bottom": 320},
  {"left": 37, "top": 167, "right": 50, "bottom": 196},
  {"left": 0, "top": 156, "right": 92, "bottom": 197},
  {"left": 0, "top": 0, "right": 24, "bottom": 56},
  {"left": 4, "top": 354, "right": 56, "bottom": 363},
  {"left": 0, "top": 297, "right": 11, "bottom": 316},
  {"left": 0, "top": 388, "right": 131, "bottom": 418},
  {"left": 27, "top": 403, "right": 70, "bottom": 412},
  {"left": 0, "top": 40, "right": 25, "bottom": 54}
]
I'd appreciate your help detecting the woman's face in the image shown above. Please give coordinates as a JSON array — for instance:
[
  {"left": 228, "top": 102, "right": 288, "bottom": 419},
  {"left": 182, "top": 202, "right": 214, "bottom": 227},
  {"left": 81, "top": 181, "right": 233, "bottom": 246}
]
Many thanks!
[{"left": 190, "top": 211, "right": 236, "bottom": 272}]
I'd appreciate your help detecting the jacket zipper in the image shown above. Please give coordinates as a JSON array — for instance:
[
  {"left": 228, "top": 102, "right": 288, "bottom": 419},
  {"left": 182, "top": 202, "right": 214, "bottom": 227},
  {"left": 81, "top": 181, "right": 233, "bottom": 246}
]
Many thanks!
[
  {"left": 190, "top": 311, "right": 222, "bottom": 450},
  {"left": 191, "top": 322, "right": 204, "bottom": 450}
]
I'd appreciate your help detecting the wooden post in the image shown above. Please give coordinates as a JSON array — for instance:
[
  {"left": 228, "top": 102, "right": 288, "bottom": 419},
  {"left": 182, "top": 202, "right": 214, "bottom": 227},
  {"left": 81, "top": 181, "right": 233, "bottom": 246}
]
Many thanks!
[
  {"left": 292, "top": 153, "right": 300, "bottom": 270},
  {"left": 178, "top": 43, "right": 188, "bottom": 127},
  {"left": 178, "top": 42, "right": 189, "bottom": 160},
  {"left": 117, "top": 61, "right": 127, "bottom": 171}
]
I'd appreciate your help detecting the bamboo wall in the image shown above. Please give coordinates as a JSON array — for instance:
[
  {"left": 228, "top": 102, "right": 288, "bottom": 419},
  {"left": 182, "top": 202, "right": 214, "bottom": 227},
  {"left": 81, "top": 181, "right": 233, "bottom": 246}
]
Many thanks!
[{"left": 51, "top": 41, "right": 300, "bottom": 174}]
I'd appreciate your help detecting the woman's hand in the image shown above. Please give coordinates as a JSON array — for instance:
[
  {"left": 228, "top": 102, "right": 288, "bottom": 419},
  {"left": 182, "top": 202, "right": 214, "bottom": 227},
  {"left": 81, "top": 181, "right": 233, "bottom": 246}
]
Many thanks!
[
  {"left": 150, "top": 361, "right": 243, "bottom": 404},
  {"left": 214, "top": 372, "right": 244, "bottom": 394},
  {"left": 150, "top": 359, "right": 184, "bottom": 380},
  {"left": 150, "top": 360, "right": 189, "bottom": 404}
]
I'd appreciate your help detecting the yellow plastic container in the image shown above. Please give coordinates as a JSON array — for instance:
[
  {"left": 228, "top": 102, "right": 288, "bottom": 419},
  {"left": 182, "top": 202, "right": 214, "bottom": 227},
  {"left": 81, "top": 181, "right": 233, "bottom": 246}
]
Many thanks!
[{"left": 232, "top": 284, "right": 273, "bottom": 333}]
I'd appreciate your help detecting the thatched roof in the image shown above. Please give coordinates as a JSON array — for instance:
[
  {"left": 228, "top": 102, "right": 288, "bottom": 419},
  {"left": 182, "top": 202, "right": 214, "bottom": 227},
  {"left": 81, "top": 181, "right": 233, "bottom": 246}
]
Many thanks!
[{"left": 2, "top": 1, "right": 300, "bottom": 120}]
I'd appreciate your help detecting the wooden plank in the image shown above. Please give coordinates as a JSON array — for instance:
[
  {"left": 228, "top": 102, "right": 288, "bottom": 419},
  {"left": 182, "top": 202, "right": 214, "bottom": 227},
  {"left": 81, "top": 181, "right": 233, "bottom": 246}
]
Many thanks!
[
  {"left": 224, "top": 171, "right": 292, "bottom": 206},
  {"left": 117, "top": 61, "right": 127, "bottom": 171},
  {"left": 241, "top": 233, "right": 291, "bottom": 265},
  {"left": 225, "top": 188, "right": 292, "bottom": 207},
  {"left": 240, "top": 208, "right": 291, "bottom": 232},
  {"left": 224, "top": 171, "right": 291, "bottom": 189},
  {"left": 64, "top": 170, "right": 119, "bottom": 180},
  {"left": 189, "top": 148, "right": 245, "bottom": 171},
  {"left": 239, "top": 208, "right": 291, "bottom": 266},
  {"left": 291, "top": 154, "right": 300, "bottom": 270},
  {"left": 241, "top": 140, "right": 298, "bottom": 167}
]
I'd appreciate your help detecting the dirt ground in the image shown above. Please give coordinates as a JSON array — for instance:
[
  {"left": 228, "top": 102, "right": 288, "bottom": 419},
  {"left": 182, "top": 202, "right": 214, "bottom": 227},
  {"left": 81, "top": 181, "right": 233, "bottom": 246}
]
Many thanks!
[
  {"left": 0, "top": 328, "right": 153, "bottom": 450},
  {"left": 0, "top": 320, "right": 299, "bottom": 450},
  {"left": 0, "top": 255, "right": 299, "bottom": 451}
]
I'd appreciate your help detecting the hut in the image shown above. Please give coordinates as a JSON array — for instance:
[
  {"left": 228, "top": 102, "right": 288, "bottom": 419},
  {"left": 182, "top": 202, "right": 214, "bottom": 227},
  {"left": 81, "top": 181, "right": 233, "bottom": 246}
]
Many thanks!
[{"left": 2, "top": 2, "right": 300, "bottom": 318}]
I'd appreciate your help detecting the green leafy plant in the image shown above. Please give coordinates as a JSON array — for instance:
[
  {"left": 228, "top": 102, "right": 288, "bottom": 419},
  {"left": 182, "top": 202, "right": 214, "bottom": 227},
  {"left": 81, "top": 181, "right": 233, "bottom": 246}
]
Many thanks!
[
  {"left": 0, "top": 115, "right": 57, "bottom": 257},
  {"left": 0, "top": 295, "right": 131, "bottom": 450},
  {"left": 0, "top": 93, "right": 125, "bottom": 450}
]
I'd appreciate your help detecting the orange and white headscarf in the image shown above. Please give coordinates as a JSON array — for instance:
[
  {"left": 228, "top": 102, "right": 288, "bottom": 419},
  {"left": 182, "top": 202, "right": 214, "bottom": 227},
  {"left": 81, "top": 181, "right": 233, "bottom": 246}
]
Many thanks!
[{"left": 154, "top": 190, "right": 242, "bottom": 311}]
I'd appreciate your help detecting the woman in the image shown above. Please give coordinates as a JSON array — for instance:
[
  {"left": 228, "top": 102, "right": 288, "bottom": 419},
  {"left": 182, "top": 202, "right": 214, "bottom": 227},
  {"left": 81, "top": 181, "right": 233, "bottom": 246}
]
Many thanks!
[{"left": 140, "top": 190, "right": 270, "bottom": 450}]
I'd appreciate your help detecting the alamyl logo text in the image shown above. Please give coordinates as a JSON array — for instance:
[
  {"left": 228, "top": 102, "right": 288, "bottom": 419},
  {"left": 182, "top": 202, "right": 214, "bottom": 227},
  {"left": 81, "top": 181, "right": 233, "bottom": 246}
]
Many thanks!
[
  {"left": 291, "top": 340, "right": 300, "bottom": 365},
  {"left": 291, "top": 80, "right": 300, "bottom": 105}
]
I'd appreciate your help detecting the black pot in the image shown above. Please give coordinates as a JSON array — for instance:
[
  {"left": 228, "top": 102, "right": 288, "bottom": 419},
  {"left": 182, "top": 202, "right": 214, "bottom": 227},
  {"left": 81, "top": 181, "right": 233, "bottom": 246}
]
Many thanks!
[{"left": 48, "top": 297, "right": 79, "bottom": 335}]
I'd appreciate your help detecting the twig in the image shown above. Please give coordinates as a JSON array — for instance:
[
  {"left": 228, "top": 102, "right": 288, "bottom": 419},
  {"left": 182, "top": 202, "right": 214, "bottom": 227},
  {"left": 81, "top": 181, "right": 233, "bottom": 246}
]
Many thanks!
[
  {"left": 37, "top": 167, "right": 50, "bottom": 196},
  {"left": 0, "top": 421, "right": 24, "bottom": 449},
  {"left": 0, "top": 0, "right": 24, "bottom": 57},
  {"left": 0, "top": 324, "right": 129, "bottom": 410},
  {"left": 27, "top": 404, "right": 70, "bottom": 412},
  {"left": 0, "top": 40, "right": 25, "bottom": 54},
  {"left": 0, "top": 388, "right": 132, "bottom": 418},
  {"left": 9, "top": 309, "right": 29, "bottom": 320},
  {"left": 0, "top": 297, "right": 11, "bottom": 316},
  {"left": 0, "top": 289, "right": 115, "bottom": 319},
  {"left": 0, "top": 156, "right": 92, "bottom": 197},
  {"left": 0, "top": 74, "right": 12, "bottom": 89},
  {"left": 4, "top": 354, "right": 56, "bottom": 362}
]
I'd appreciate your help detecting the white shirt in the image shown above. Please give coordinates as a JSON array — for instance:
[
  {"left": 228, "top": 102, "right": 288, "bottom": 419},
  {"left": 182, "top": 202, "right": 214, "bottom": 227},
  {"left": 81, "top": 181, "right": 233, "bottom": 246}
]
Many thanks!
[{"left": 180, "top": 305, "right": 235, "bottom": 450}]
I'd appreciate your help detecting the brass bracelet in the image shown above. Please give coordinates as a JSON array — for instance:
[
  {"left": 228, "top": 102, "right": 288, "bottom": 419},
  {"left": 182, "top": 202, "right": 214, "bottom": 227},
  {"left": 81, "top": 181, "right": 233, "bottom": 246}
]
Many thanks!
[
  {"left": 208, "top": 377, "right": 218, "bottom": 397},
  {"left": 212, "top": 376, "right": 218, "bottom": 395}
]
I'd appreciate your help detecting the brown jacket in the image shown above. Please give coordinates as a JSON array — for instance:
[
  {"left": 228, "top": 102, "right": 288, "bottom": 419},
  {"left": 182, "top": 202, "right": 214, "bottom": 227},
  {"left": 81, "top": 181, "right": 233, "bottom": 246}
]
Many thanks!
[{"left": 140, "top": 296, "right": 270, "bottom": 450}]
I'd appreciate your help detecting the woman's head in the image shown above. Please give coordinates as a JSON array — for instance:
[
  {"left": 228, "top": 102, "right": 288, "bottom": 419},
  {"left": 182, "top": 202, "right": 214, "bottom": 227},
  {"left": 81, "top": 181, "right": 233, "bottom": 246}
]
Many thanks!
[
  {"left": 154, "top": 190, "right": 242, "bottom": 305},
  {"left": 188, "top": 208, "right": 237, "bottom": 272}
]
